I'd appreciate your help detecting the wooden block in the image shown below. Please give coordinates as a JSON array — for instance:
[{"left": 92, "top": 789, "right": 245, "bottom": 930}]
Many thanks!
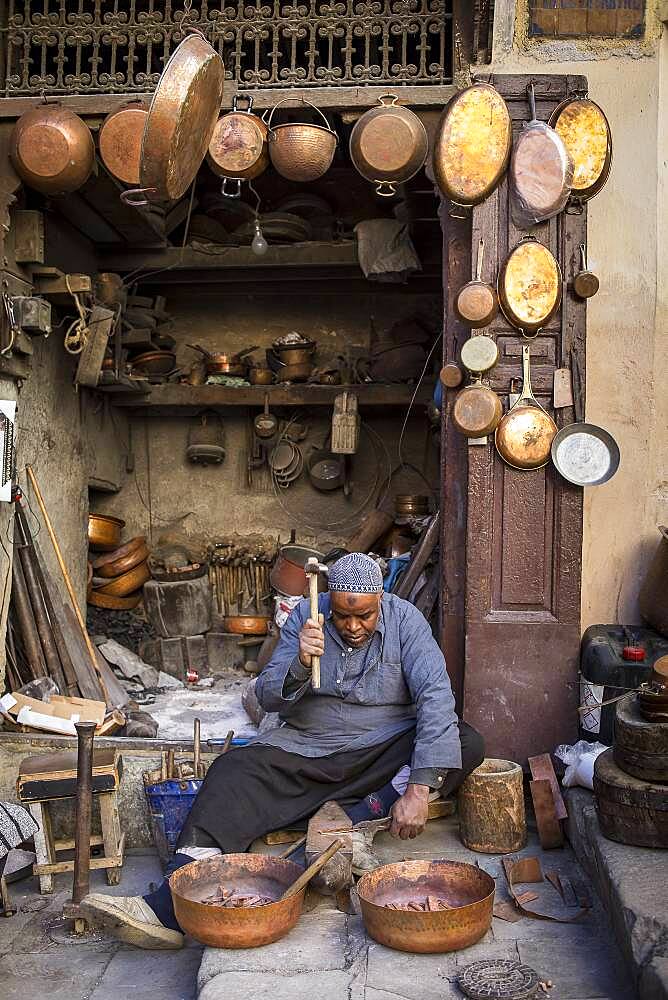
[
  {"left": 530, "top": 778, "right": 564, "bottom": 849},
  {"left": 528, "top": 753, "right": 567, "bottom": 820},
  {"left": 553, "top": 368, "right": 573, "bottom": 408},
  {"left": 75, "top": 305, "right": 115, "bottom": 387},
  {"left": 427, "top": 798, "right": 456, "bottom": 820},
  {"left": 263, "top": 830, "right": 304, "bottom": 846},
  {"left": 35, "top": 271, "right": 92, "bottom": 301},
  {"left": 14, "top": 210, "right": 45, "bottom": 264}
]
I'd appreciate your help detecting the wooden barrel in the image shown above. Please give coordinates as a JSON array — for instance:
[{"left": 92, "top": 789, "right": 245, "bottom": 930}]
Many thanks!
[
  {"left": 614, "top": 694, "right": 668, "bottom": 783},
  {"left": 459, "top": 758, "right": 526, "bottom": 854},
  {"left": 594, "top": 748, "right": 668, "bottom": 848}
]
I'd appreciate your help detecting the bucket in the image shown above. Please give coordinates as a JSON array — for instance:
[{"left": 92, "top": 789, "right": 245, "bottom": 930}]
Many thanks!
[{"left": 144, "top": 778, "right": 203, "bottom": 866}]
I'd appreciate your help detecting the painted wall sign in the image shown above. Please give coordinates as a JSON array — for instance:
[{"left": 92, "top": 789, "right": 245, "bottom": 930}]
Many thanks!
[{"left": 529, "top": 0, "right": 645, "bottom": 39}]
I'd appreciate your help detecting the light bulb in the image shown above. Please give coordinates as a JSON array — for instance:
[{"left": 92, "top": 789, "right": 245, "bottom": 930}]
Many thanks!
[{"left": 251, "top": 220, "right": 268, "bottom": 256}]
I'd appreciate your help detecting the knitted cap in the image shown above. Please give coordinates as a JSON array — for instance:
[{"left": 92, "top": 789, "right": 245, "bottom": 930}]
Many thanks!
[{"left": 328, "top": 553, "right": 384, "bottom": 594}]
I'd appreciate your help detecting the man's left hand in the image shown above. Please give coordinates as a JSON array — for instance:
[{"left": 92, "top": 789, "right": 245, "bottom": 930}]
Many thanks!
[{"left": 389, "top": 784, "right": 430, "bottom": 840}]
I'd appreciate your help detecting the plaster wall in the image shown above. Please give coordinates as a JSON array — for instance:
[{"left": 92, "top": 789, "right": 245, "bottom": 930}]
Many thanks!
[
  {"left": 490, "top": 2, "right": 668, "bottom": 628},
  {"left": 93, "top": 287, "right": 440, "bottom": 551}
]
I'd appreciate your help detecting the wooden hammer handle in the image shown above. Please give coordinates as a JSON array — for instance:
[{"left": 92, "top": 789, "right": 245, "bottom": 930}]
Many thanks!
[
  {"left": 308, "top": 570, "right": 321, "bottom": 689},
  {"left": 280, "top": 838, "right": 344, "bottom": 900}
]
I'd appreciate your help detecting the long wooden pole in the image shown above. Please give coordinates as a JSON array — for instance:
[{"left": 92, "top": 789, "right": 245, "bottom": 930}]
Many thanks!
[{"left": 25, "top": 465, "right": 109, "bottom": 703}]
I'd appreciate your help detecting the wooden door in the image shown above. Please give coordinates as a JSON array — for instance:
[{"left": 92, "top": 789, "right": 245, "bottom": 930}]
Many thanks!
[{"left": 440, "top": 73, "right": 588, "bottom": 762}]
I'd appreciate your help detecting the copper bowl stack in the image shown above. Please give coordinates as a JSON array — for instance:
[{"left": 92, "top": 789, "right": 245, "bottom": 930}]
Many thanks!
[
  {"left": 357, "top": 860, "right": 495, "bottom": 954},
  {"left": 170, "top": 854, "right": 306, "bottom": 948},
  {"left": 88, "top": 530, "right": 150, "bottom": 610}
]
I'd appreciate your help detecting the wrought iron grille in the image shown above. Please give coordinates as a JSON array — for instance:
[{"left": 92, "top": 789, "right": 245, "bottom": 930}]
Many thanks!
[{"left": 3, "top": 1, "right": 453, "bottom": 96}]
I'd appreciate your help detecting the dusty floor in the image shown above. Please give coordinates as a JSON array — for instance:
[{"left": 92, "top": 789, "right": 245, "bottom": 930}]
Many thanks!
[
  {"left": 148, "top": 675, "right": 258, "bottom": 741},
  {"left": 0, "top": 812, "right": 637, "bottom": 1000}
]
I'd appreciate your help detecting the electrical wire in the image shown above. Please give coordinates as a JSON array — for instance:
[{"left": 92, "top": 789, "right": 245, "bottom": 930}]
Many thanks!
[
  {"left": 396, "top": 331, "right": 441, "bottom": 468},
  {"left": 121, "top": 179, "right": 198, "bottom": 290}
]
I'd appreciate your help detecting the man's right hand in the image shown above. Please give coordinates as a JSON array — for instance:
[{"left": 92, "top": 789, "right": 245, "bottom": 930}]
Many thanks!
[{"left": 299, "top": 618, "right": 325, "bottom": 668}]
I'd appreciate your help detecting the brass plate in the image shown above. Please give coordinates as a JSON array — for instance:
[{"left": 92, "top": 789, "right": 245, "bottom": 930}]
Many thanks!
[
  {"left": 551, "top": 98, "right": 611, "bottom": 197},
  {"left": 499, "top": 241, "right": 562, "bottom": 333},
  {"left": 433, "top": 84, "right": 511, "bottom": 206}
]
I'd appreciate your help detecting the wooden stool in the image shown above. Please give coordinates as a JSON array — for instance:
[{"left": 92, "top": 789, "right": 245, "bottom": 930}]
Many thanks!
[{"left": 17, "top": 748, "right": 125, "bottom": 894}]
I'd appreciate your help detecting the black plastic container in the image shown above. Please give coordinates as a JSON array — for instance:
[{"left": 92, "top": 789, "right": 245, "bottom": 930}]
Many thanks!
[{"left": 579, "top": 624, "right": 668, "bottom": 744}]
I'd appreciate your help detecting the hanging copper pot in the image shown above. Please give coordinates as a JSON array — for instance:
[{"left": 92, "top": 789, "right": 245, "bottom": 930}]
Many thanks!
[
  {"left": 349, "top": 94, "right": 428, "bottom": 197},
  {"left": 98, "top": 101, "right": 149, "bottom": 186},
  {"left": 495, "top": 344, "right": 557, "bottom": 470},
  {"left": 452, "top": 377, "right": 503, "bottom": 439},
  {"left": 123, "top": 33, "right": 224, "bottom": 205},
  {"left": 207, "top": 95, "right": 269, "bottom": 198},
  {"left": 498, "top": 238, "right": 562, "bottom": 336},
  {"left": 510, "top": 83, "right": 573, "bottom": 227},
  {"left": 433, "top": 84, "right": 512, "bottom": 206},
  {"left": 10, "top": 104, "right": 95, "bottom": 195},
  {"left": 266, "top": 98, "right": 338, "bottom": 183},
  {"left": 549, "top": 96, "right": 612, "bottom": 204},
  {"left": 454, "top": 239, "right": 498, "bottom": 329}
]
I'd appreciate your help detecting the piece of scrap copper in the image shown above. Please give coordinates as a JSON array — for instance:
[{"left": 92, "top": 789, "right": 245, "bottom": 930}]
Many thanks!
[{"left": 502, "top": 856, "right": 589, "bottom": 924}]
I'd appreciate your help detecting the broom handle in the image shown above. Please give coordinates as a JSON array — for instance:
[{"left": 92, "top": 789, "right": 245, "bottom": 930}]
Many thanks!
[{"left": 25, "top": 465, "right": 109, "bottom": 703}]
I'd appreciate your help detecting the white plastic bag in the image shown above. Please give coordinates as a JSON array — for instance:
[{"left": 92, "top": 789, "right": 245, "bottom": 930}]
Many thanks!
[{"left": 554, "top": 739, "right": 607, "bottom": 791}]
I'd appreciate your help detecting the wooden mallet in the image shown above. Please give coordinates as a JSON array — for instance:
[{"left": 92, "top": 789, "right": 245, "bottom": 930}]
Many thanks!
[{"left": 304, "top": 557, "right": 327, "bottom": 688}]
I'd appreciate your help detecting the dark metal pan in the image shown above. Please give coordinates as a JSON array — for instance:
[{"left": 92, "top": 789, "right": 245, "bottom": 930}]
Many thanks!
[{"left": 551, "top": 354, "right": 620, "bottom": 486}]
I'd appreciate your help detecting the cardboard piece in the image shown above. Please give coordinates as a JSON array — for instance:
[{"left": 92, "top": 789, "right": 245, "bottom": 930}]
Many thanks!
[{"left": 2, "top": 692, "right": 106, "bottom": 734}]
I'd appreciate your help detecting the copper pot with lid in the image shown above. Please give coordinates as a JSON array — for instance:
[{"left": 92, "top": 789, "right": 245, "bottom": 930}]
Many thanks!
[
  {"left": 350, "top": 94, "right": 428, "bottom": 197},
  {"left": 10, "top": 104, "right": 95, "bottom": 195},
  {"left": 207, "top": 94, "right": 269, "bottom": 198}
]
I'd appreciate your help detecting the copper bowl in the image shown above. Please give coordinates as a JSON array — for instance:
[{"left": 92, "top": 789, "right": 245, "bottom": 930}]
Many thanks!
[
  {"left": 169, "top": 854, "right": 306, "bottom": 949},
  {"left": 96, "top": 560, "right": 150, "bottom": 597},
  {"left": 87, "top": 590, "right": 142, "bottom": 610},
  {"left": 222, "top": 615, "right": 270, "bottom": 636},
  {"left": 88, "top": 513, "right": 125, "bottom": 552},
  {"left": 357, "top": 860, "right": 494, "bottom": 954},
  {"left": 94, "top": 537, "right": 149, "bottom": 578}
]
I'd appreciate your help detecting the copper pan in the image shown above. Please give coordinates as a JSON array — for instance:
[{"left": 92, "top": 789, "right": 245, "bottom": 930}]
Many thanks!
[
  {"left": 550, "top": 96, "right": 612, "bottom": 204},
  {"left": 350, "top": 94, "right": 428, "bottom": 197},
  {"left": 510, "top": 82, "right": 573, "bottom": 226},
  {"left": 10, "top": 104, "right": 94, "bottom": 195},
  {"left": 207, "top": 94, "right": 269, "bottom": 198},
  {"left": 222, "top": 615, "right": 270, "bottom": 635},
  {"left": 495, "top": 344, "right": 557, "bottom": 470},
  {"left": 357, "top": 860, "right": 494, "bottom": 953},
  {"left": 95, "top": 540, "right": 150, "bottom": 579},
  {"left": 123, "top": 33, "right": 224, "bottom": 205},
  {"left": 98, "top": 101, "right": 148, "bottom": 186},
  {"left": 93, "top": 536, "right": 147, "bottom": 572},
  {"left": 97, "top": 561, "right": 150, "bottom": 596},
  {"left": 498, "top": 237, "right": 562, "bottom": 336},
  {"left": 452, "top": 378, "right": 502, "bottom": 439},
  {"left": 433, "top": 84, "right": 511, "bottom": 206},
  {"left": 88, "top": 514, "right": 125, "bottom": 552},
  {"left": 87, "top": 590, "right": 142, "bottom": 610},
  {"left": 454, "top": 239, "right": 498, "bottom": 329},
  {"left": 170, "top": 854, "right": 306, "bottom": 949}
]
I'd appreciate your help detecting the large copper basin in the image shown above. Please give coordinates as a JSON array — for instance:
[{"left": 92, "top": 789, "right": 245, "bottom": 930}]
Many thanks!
[
  {"left": 169, "top": 854, "right": 306, "bottom": 949},
  {"left": 357, "top": 860, "right": 494, "bottom": 954}
]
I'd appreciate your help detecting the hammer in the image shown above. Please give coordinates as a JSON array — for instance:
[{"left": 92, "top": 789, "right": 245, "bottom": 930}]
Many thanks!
[{"left": 304, "top": 557, "right": 328, "bottom": 689}]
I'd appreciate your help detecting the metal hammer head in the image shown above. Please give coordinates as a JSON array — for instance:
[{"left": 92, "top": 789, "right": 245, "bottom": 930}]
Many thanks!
[{"left": 305, "top": 557, "right": 328, "bottom": 576}]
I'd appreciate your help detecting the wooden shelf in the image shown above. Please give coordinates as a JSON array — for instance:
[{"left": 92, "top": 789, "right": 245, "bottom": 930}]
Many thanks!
[{"left": 111, "top": 382, "right": 433, "bottom": 412}]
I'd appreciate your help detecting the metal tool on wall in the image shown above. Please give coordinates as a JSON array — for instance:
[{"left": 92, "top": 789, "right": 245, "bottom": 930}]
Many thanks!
[
  {"left": 551, "top": 353, "right": 620, "bottom": 487},
  {"left": 10, "top": 103, "right": 95, "bottom": 195},
  {"left": 572, "top": 245, "right": 599, "bottom": 299},
  {"left": 266, "top": 97, "right": 338, "bottom": 183},
  {"left": 495, "top": 344, "right": 557, "bottom": 470},
  {"left": 331, "top": 392, "right": 360, "bottom": 497}
]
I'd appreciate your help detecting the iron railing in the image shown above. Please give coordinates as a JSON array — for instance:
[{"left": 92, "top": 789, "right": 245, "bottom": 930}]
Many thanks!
[{"left": 3, "top": 0, "right": 454, "bottom": 95}]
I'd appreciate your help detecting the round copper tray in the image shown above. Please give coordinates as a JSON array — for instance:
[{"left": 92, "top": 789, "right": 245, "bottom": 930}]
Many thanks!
[
  {"left": 357, "top": 860, "right": 494, "bottom": 954},
  {"left": 87, "top": 590, "right": 142, "bottom": 610},
  {"left": 170, "top": 854, "right": 306, "bottom": 949}
]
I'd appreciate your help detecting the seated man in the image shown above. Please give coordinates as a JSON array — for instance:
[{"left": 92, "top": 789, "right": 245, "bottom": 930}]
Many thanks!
[{"left": 83, "top": 553, "right": 483, "bottom": 949}]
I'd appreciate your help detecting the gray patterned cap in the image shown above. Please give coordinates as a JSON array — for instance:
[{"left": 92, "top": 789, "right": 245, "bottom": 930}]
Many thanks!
[{"left": 328, "top": 553, "right": 384, "bottom": 594}]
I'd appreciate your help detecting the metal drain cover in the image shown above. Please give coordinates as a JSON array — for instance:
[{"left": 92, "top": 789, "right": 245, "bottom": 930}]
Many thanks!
[{"left": 458, "top": 959, "right": 540, "bottom": 1000}]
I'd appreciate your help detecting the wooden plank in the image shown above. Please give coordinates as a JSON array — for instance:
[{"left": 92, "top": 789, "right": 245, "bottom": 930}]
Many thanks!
[
  {"left": 530, "top": 778, "right": 564, "bottom": 850},
  {"left": 528, "top": 753, "right": 568, "bottom": 820},
  {"left": 13, "top": 210, "right": 44, "bottom": 264},
  {"left": 75, "top": 305, "right": 115, "bottom": 388},
  {"left": 111, "top": 383, "right": 432, "bottom": 411},
  {"left": 59, "top": 603, "right": 104, "bottom": 702},
  {"left": 34, "top": 271, "right": 92, "bottom": 300},
  {"left": 0, "top": 86, "right": 458, "bottom": 121},
  {"left": 99, "top": 241, "right": 359, "bottom": 275}
]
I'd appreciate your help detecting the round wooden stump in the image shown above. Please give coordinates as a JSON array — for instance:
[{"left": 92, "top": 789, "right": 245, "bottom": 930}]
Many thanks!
[{"left": 459, "top": 758, "right": 526, "bottom": 854}]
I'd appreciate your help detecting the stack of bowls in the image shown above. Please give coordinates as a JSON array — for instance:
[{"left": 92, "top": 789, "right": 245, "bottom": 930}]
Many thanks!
[
  {"left": 87, "top": 522, "right": 151, "bottom": 610},
  {"left": 269, "top": 441, "right": 303, "bottom": 488}
]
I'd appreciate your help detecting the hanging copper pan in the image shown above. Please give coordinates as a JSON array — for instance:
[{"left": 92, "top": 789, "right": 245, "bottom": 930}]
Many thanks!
[
  {"left": 498, "top": 238, "right": 562, "bottom": 336},
  {"left": 433, "top": 83, "right": 511, "bottom": 206},
  {"left": 349, "top": 94, "right": 428, "bottom": 197},
  {"left": 98, "top": 101, "right": 148, "bottom": 186},
  {"left": 454, "top": 239, "right": 498, "bottom": 328},
  {"left": 207, "top": 95, "right": 269, "bottom": 198},
  {"left": 495, "top": 344, "right": 557, "bottom": 470},
  {"left": 452, "top": 376, "right": 502, "bottom": 439},
  {"left": 549, "top": 97, "right": 612, "bottom": 204},
  {"left": 123, "top": 33, "right": 224, "bottom": 205},
  {"left": 10, "top": 104, "right": 94, "bottom": 195},
  {"left": 510, "top": 82, "right": 573, "bottom": 227}
]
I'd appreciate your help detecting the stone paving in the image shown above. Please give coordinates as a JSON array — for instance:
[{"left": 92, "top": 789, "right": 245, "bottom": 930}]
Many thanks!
[{"left": 0, "top": 815, "right": 638, "bottom": 1000}]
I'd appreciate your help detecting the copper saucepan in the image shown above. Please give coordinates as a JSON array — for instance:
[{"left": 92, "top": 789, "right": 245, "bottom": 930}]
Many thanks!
[
  {"left": 207, "top": 94, "right": 269, "bottom": 198},
  {"left": 452, "top": 376, "right": 503, "bottom": 439},
  {"left": 188, "top": 344, "right": 258, "bottom": 377},
  {"left": 98, "top": 101, "right": 148, "bottom": 186},
  {"left": 495, "top": 343, "right": 557, "bottom": 470},
  {"left": 454, "top": 239, "right": 498, "bottom": 329}
]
